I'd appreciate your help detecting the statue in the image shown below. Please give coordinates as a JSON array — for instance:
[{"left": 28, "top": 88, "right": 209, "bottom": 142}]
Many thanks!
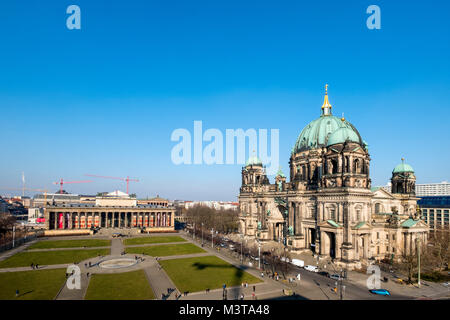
[
  {"left": 277, "top": 180, "right": 283, "bottom": 191},
  {"left": 288, "top": 225, "right": 294, "bottom": 236},
  {"left": 257, "top": 221, "right": 262, "bottom": 230}
]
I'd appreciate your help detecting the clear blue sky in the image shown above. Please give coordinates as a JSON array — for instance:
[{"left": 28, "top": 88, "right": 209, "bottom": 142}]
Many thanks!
[{"left": 0, "top": 0, "right": 449, "bottom": 200}]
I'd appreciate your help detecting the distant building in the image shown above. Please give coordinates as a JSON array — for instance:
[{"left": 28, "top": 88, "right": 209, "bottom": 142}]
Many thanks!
[
  {"left": 418, "top": 196, "right": 450, "bottom": 231},
  {"left": 44, "top": 190, "right": 175, "bottom": 233},
  {"left": 138, "top": 196, "right": 169, "bottom": 207},
  {"left": 28, "top": 207, "right": 45, "bottom": 224},
  {"left": 415, "top": 181, "right": 450, "bottom": 196},
  {"left": 33, "top": 192, "right": 81, "bottom": 207}
]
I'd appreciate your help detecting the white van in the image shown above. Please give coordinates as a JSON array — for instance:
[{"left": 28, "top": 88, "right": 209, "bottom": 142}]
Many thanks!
[
  {"left": 291, "top": 259, "right": 305, "bottom": 268},
  {"left": 304, "top": 265, "right": 319, "bottom": 272}
]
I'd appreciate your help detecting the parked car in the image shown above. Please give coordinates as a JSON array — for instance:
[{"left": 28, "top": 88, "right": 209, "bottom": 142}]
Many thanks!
[
  {"left": 304, "top": 265, "right": 319, "bottom": 272},
  {"left": 290, "top": 259, "right": 304, "bottom": 268},
  {"left": 369, "top": 289, "right": 391, "bottom": 296},
  {"left": 318, "top": 271, "right": 330, "bottom": 277},
  {"left": 329, "top": 274, "right": 342, "bottom": 281}
]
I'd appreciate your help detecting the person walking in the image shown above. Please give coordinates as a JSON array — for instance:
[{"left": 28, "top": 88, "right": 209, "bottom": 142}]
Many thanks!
[{"left": 15, "top": 289, "right": 19, "bottom": 298}]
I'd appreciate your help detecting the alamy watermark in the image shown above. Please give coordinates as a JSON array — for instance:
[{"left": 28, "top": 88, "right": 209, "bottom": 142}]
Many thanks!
[
  {"left": 66, "top": 265, "right": 81, "bottom": 290},
  {"left": 171, "top": 121, "right": 280, "bottom": 175}
]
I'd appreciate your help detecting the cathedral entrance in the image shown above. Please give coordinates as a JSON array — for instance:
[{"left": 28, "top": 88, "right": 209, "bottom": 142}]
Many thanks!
[
  {"left": 309, "top": 228, "right": 317, "bottom": 253},
  {"left": 320, "top": 231, "right": 336, "bottom": 259}
]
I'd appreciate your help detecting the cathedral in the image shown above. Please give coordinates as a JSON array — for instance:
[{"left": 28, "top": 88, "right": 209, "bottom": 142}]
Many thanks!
[{"left": 238, "top": 86, "right": 429, "bottom": 269}]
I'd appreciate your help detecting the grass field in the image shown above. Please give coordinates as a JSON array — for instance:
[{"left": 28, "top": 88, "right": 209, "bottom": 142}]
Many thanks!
[
  {"left": 159, "top": 255, "right": 262, "bottom": 293},
  {"left": 0, "top": 268, "right": 67, "bottom": 300},
  {"left": 28, "top": 239, "right": 111, "bottom": 249},
  {"left": 124, "top": 235, "right": 186, "bottom": 246},
  {"left": 0, "top": 248, "right": 110, "bottom": 268},
  {"left": 84, "top": 270, "right": 155, "bottom": 300},
  {"left": 125, "top": 243, "right": 205, "bottom": 257}
]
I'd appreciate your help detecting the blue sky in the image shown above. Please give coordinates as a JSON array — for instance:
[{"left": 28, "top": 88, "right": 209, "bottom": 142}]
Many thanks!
[{"left": 0, "top": 0, "right": 449, "bottom": 200}]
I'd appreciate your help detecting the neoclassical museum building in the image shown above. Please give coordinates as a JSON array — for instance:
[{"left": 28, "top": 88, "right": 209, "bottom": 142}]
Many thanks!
[
  {"left": 238, "top": 86, "right": 429, "bottom": 269},
  {"left": 44, "top": 191, "right": 175, "bottom": 234}
]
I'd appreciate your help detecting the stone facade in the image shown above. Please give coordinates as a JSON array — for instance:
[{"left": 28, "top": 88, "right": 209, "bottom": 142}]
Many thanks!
[{"left": 238, "top": 87, "right": 429, "bottom": 269}]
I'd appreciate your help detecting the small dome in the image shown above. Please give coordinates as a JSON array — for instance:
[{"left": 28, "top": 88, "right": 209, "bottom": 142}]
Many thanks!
[
  {"left": 246, "top": 155, "right": 262, "bottom": 166},
  {"left": 393, "top": 160, "right": 414, "bottom": 173},
  {"left": 293, "top": 116, "right": 363, "bottom": 152},
  {"left": 326, "top": 126, "right": 361, "bottom": 146}
]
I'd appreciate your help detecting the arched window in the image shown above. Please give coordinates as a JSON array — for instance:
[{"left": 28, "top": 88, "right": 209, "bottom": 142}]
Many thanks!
[{"left": 375, "top": 203, "right": 381, "bottom": 214}]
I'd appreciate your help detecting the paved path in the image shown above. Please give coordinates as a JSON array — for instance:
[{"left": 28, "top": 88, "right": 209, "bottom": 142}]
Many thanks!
[
  {"left": 0, "top": 239, "right": 38, "bottom": 262},
  {"left": 27, "top": 246, "right": 111, "bottom": 252},
  {"left": 125, "top": 241, "right": 189, "bottom": 248},
  {"left": 111, "top": 238, "right": 123, "bottom": 255},
  {"left": 0, "top": 263, "right": 70, "bottom": 273},
  {"left": 144, "top": 258, "right": 178, "bottom": 300}
]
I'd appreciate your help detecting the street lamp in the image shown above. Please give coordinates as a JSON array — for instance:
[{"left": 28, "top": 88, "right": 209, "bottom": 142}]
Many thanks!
[
  {"left": 211, "top": 228, "right": 214, "bottom": 248},
  {"left": 416, "top": 237, "right": 421, "bottom": 288},
  {"left": 201, "top": 223, "right": 204, "bottom": 245},
  {"left": 240, "top": 234, "right": 243, "bottom": 263},
  {"left": 258, "top": 240, "right": 261, "bottom": 270}
]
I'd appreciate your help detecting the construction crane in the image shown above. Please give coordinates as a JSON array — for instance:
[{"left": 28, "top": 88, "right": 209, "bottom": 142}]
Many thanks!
[
  {"left": 84, "top": 174, "right": 139, "bottom": 194},
  {"left": 53, "top": 178, "right": 92, "bottom": 194}
]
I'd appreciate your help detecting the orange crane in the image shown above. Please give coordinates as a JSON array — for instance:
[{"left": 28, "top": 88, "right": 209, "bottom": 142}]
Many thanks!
[
  {"left": 84, "top": 174, "right": 139, "bottom": 194},
  {"left": 53, "top": 178, "right": 92, "bottom": 193}
]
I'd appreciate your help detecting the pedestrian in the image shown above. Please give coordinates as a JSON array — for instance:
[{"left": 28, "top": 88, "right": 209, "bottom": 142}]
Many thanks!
[
  {"left": 30, "top": 263, "right": 34, "bottom": 270},
  {"left": 206, "top": 288, "right": 210, "bottom": 294},
  {"left": 261, "top": 272, "right": 264, "bottom": 277},
  {"left": 240, "top": 293, "right": 244, "bottom": 300},
  {"left": 87, "top": 272, "right": 90, "bottom": 277},
  {"left": 35, "top": 264, "right": 39, "bottom": 269},
  {"left": 15, "top": 289, "right": 19, "bottom": 298},
  {"left": 253, "top": 285, "right": 256, "bottom": 292},
  {"left": 252, "top": 292, "right": 255, "bottom": 300},
  {"left": 85, "top": 263, "right": 87, "bottom": 268}
]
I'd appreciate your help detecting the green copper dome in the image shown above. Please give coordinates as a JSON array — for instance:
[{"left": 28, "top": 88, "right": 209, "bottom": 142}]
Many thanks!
[
  {"left": 293, "top": 116, "right": 363, "bottom": 152},
  {"left": 393, "top": 159, "right": 414, "bottom": 173},
  {"left": 292, "top": 85, "right": 365, "bottom": 153},
  {"left": 327, "top": 126, "right": 361, "bottom": 147},
  {"left": 246, "top": 155, "right": 262, "bottom": 166}
]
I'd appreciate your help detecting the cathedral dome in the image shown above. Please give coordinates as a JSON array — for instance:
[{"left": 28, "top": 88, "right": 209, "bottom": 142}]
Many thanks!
[
  {"left": 292, "top": 86, "right": 364, "bottom": 153},
  {"left": 393, "top": 158, "right": 414, "bottom": 173},
  {"left": 326, "top": 125, "right": 361, "bottom": 147},
  {"left": 246, "top": 155, "right": 262, "bottom": 166}
]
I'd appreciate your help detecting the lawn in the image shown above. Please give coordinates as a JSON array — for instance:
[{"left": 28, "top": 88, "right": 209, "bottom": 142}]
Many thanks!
[
  {"left": 84, "top": 270, "right": 154, "bottom": 300},
  {"left": 0, "top": 268, "right": 67, "bottom": 300},
  {"left": 0, "top": 249, "right": 110, "bottom": 268},
  {"left": 125, "top": 243, "right": 205, "bottom": 257},
  {"left": 124, "top": 235, "right": 186, "bottom": 246},
  {"left": 28, "top": 239, "right": 111, "bottom": 249},
  {"left": 159, "top": 255, "right": 262, "bottom": 293}
]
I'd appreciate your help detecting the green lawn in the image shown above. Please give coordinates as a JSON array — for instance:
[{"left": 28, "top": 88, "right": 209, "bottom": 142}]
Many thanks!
[
  {"left": 159, "top": 255, "right": 262, "bottom": 293},
  {"left": 125, "top": 243, "right": 205, "bottom": 257},
  {"left": 0, "top": 249, "right": 110, "bottom": 268},
  {"left": 0, "top": 268, "right": 67, "bottom": 300},
  {"left": 28, "top": 239, "right": 111, "bottom": 249},
  {"left": 124, "top": 235, "right": 186, "bottom": 246},
  {"left": 84, "top": 270, "right": 154, "bottom": 300}
]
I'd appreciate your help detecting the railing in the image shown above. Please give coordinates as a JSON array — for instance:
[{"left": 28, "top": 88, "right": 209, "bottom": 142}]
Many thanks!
[{"left": 0, "top": 231, "right": 43, "bottom": 253}]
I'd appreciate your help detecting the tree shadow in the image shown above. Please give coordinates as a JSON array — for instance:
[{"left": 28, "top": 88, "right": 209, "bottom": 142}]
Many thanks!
[
  {"left": 18, "top": 290, "right": 34, "bottom": 298},
  {"left": 191, "top": 262, "right": 247, "bottom": 299}
]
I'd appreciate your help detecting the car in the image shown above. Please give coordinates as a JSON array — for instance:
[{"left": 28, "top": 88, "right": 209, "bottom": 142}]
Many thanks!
[
  {"left": 329, "top": 274, "right": 342, "bottom": 281},
  {"left": 369, "top": 289, "right": 391, "bottom": 296},
  {"left": 304, "top": 265, "right": 319, "bottom": 272},
  {"left": 318, "top": 271, "right": 330, "bottom": 277}
]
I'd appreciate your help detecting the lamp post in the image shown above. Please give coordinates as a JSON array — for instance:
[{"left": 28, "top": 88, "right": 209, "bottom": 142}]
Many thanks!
[
  {"left": 211, "top": 228, "right": 214, "bottom": 248},
  {"left": 12, "top": 225, "right": 16, "bottom": 248},
  {"left": 240, "top": 234, "right": 243, "bottom": 263},
  {"left": 193, "top": 222, "right": 195, "bottom": 241},
  {"left": 258, "top": 240, "right": 261, "bottom": 270},
  {"left": 201, "top": 223, "right": 204, "bottom": 245},
  {"left": 416, "top": 237, "right": 421, "bottom": 288}
]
